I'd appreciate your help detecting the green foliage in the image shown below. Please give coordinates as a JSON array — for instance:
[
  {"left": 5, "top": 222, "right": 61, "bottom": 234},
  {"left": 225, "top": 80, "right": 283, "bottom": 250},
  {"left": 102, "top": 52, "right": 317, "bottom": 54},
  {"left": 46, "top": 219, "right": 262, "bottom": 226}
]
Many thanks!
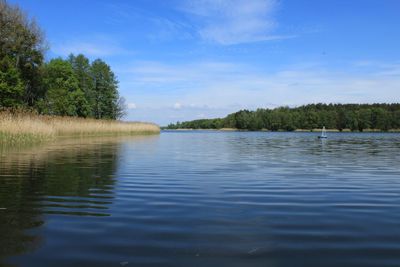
[
  {"left": 91, "top": 59, "right": 119, "bottom": 119},
  {"left": 0, "top": 0, "right": 45, "bottom": 106},
  {"left": 0, "top": 56, "right": 24, "bottom": 107},
  {"left": 0, "top": 1, "right": 126, "bottom": 120},
  {"left": 39, "top": 58, "right": 82, "bottom": 116},
  {"left": 166, "top": 103, "right": 400, "bottom": 132},
  {"left": 68, "top": 54, "right": 95, "bottom": 116},
  {"left": 166, "top": 118, "right": 224, "bottom": 129},
  {"left": 33, "top": 56, "right": 122, "bottom": 119},
  {"left": 70, "top": 89, "right": 91, "bottom": 117}
]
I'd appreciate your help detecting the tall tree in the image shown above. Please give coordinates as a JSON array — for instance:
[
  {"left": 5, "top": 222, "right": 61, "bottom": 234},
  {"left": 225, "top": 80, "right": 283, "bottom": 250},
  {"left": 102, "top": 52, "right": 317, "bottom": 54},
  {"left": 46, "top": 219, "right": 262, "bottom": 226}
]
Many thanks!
[
  {"left": 91, "top": 59, "right": 119, "bottom": 119},
  {"left": 0, "top": 55, "right": 24, "bottom": 107},
  {"left": 38, "top": 58, "right": 90, "bottom": 117},
  {"left": 68, "top": 54, "right": 95, "bottom": 116},
  {"left": 0, "top": 0, "right": 46, "bottom": 107}
]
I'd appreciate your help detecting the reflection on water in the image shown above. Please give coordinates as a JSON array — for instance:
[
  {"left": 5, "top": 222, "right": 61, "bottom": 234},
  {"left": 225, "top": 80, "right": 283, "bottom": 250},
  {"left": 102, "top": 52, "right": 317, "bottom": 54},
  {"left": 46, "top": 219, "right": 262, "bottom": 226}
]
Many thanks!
[
  {"left": 0, "top": 136, "right": 157, "bottom": 264},
  {"left": 1, "top": 132, "right": 400, "bottom": 267}
]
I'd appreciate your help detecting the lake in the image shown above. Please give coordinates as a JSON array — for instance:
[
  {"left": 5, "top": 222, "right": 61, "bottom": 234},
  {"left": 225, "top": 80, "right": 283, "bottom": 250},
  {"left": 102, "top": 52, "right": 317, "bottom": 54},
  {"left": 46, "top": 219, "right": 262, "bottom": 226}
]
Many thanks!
[{"left": 1, "top": 131, "right": 400, "bottom": 267}]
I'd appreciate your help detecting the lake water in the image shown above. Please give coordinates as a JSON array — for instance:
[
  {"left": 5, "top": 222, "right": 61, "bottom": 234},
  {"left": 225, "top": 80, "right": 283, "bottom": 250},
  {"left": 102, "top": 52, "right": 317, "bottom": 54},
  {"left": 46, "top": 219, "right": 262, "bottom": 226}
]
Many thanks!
[{"left": 1, "top": 131, "right": 400, "bottom": 267}]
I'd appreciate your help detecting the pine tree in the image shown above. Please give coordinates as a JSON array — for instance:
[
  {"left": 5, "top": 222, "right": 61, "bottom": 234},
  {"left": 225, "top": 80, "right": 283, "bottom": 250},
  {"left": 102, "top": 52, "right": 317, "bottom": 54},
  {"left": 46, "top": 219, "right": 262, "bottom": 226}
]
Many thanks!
[{"left": 91, "top": 59, "right": 119, "bottom": 119}]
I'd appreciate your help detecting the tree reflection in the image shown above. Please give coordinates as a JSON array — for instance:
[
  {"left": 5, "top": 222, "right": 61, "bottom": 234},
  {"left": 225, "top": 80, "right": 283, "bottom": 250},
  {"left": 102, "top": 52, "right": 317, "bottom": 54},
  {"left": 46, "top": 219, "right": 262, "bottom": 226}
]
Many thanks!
[{"left": 0, "top": 137, "right": 135, "bottom": 263}]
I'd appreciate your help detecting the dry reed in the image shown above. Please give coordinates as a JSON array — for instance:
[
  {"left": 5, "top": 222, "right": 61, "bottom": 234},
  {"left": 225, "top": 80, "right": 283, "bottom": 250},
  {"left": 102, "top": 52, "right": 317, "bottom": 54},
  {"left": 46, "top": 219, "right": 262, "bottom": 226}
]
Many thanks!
[{"left": 0, "top": 111, "right": 160, "bottom": 146}]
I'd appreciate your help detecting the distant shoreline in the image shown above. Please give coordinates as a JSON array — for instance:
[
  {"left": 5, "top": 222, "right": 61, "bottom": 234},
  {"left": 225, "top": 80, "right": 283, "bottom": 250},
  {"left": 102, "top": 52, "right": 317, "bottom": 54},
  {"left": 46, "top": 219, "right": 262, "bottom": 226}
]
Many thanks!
[
  {"left": 165, "top": 103, "right": 400, "bottom": 132},
  {"left": 163, "top": 128, "right": 400, "bottom": 133}
]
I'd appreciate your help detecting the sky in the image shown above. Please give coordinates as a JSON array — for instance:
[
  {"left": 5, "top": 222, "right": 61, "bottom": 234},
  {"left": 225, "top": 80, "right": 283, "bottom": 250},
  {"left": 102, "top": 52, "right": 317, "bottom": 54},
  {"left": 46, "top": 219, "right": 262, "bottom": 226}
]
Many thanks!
[{"left": 11, "top": 0, "right": 400, "bottom": 125}]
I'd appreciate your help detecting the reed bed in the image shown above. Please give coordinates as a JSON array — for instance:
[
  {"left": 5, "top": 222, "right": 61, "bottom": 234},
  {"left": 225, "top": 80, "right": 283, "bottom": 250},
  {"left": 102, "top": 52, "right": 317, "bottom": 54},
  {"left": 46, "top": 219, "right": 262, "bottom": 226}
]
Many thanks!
[{"left": 0, "top": 111, "right": 160, "bottom": 147}]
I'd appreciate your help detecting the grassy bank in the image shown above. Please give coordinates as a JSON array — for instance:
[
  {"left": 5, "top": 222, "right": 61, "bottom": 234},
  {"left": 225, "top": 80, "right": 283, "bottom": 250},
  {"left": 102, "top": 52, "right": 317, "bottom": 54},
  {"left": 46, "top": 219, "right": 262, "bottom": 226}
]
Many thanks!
[{"left": 0, "top": 111, "right": 160, "bottom": 147}]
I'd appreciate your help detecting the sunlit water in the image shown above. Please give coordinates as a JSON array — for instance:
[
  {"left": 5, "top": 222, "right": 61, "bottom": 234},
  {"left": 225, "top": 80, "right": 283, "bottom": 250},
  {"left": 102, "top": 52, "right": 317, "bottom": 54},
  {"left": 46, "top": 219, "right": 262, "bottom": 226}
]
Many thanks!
[{"left": 1, "top": 131, "right": 400, "bottom": 267}]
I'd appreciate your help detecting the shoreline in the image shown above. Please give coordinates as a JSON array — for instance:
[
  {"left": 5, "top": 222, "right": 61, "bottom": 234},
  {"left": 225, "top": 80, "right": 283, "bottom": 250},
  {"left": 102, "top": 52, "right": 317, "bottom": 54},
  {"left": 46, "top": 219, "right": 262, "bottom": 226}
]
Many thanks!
[
  {"left": 162, "top": 128, "right": 400, "bottom": 133},
  {"left": 0, "top": 112, "right": 160, "bottom": 147}
]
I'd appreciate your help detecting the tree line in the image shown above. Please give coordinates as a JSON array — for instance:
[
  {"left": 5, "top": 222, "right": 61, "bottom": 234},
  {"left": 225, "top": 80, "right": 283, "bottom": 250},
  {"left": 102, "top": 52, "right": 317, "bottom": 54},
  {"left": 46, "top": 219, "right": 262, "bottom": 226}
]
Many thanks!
[
  {"left": 166, "top": 103, "right": 400, "bottom": 131},
  {"left": 0, "top": 0, "right": 125, "bottom": 119}
]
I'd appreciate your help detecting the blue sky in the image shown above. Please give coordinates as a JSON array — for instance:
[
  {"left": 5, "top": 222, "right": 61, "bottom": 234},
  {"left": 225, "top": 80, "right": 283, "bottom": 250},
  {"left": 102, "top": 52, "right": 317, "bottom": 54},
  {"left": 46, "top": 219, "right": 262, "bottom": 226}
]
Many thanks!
[{"left": 11, "top": 0, "right": 400, "bottom": 125}]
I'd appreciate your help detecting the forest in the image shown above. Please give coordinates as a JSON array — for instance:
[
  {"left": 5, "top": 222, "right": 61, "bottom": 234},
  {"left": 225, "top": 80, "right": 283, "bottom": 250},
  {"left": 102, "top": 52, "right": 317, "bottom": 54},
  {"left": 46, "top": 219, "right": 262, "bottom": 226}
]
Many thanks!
[
  {"left": 0, "top": 0, "right": 125, "bottom": 119},
  {"left": 166, "top": 103, "right": 400, "bottom": 131}
]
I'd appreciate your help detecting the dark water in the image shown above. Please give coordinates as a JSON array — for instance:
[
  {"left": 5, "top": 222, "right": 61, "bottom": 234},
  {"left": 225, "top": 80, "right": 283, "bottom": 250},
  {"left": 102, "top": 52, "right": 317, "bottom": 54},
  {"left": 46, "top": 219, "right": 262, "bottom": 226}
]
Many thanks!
[{"left": 1, "top": 131, "right": 400, "bottom": 267}]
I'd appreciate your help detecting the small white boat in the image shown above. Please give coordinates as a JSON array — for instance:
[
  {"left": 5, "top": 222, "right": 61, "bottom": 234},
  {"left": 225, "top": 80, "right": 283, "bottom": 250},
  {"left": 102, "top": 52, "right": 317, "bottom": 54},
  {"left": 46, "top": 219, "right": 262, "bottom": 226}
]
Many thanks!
[{"left": 318, "top": 126, "right": 327, "bottom": 139}]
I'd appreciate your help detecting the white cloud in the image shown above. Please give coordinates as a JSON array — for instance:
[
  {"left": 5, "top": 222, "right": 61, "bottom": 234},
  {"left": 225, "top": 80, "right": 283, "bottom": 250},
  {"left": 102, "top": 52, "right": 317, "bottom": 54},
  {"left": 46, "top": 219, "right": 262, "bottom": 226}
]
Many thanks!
[
  {"left": 118, "top": 60, "right": 400, "bottom": 125},
  {"left": 173, "top": 102, "right": 183, "bottom": 109},
  {"left": 180, "top": 0, "right": 292, "bottom": 45},
  {"left": 127, "top": 103, "right": 137, "bottom": 109}
]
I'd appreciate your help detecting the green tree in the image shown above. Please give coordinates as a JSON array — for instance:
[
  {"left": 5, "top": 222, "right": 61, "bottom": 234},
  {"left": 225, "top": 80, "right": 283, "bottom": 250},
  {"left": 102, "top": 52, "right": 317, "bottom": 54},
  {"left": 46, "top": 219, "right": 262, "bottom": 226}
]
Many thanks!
[
  {"left": 91, "top": 59, "right": 119, "bottom": 119},
  {"left": 0, "top": 56, "right": 24, "bottom": 107},
  {"left": 392, "top": 110, "right": 400, "bottom": 129},
  {"left": 39, "top": 58, "right": 89, "bottom": 116},
  {"left": 166, "top": 104, "right": 400, "bottom": 131},
  {"left": 372, "top": 108, "right": 390, "bottom": 131},
  {"left": 0, "top": 0, "right": 46, "bottom": 106},
  {"left": 68, "top": 54, "right": 95, "bottom": 116},
  {"left": 357, "top": 109, "right": 372, "bottom": 131},
  {"left": 304, "top": 110, "right": 318, "bottom": 129}
]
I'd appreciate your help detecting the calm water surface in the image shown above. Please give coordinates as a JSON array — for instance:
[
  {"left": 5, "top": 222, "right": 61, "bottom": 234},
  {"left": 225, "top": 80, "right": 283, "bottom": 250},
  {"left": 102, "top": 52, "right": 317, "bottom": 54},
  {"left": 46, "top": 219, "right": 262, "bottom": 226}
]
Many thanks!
[{"left": 1, "top": 131, "right": 400, "bottom": 267}]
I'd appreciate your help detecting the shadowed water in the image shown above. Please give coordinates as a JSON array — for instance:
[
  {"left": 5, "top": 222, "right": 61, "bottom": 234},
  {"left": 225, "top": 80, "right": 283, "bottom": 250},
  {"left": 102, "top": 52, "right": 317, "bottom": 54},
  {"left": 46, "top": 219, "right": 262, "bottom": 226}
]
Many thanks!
[{"left": 1, "top": 131, "right": 400, "bottom": 267}]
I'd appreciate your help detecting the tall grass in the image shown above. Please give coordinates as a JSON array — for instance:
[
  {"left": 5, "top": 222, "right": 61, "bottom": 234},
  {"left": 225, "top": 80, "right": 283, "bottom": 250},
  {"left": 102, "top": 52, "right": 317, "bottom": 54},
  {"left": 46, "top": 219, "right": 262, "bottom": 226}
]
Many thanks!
[{"left": 0, "top": 111, "right": 160, "bottom": 147}]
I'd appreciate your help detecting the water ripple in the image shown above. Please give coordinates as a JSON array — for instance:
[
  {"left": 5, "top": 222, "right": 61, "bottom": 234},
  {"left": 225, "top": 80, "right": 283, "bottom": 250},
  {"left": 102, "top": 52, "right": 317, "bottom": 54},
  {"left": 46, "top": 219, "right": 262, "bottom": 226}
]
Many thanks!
[{"left": 1, "top": 132, "right": 400, "bottom": 266}]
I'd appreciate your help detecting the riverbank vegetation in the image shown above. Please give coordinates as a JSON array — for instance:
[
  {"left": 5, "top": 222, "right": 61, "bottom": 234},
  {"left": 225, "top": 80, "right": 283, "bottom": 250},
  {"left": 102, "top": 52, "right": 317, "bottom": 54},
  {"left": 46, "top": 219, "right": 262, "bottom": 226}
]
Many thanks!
[
  {"left": 1, "top": 0, "right": 159, "bottom": 146},
  {"left": 166, "top": 103, "right": 400, "bottom": 132},
  {"left": 0, "top": 111, "right": 160, "bottom": 147}
]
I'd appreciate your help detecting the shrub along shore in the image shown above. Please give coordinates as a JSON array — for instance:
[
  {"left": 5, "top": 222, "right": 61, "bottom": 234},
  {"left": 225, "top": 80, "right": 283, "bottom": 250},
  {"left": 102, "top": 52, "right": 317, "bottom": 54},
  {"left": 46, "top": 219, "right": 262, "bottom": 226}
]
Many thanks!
[{"left": 0, "top": 111, "right": 160, "bottom": 147}]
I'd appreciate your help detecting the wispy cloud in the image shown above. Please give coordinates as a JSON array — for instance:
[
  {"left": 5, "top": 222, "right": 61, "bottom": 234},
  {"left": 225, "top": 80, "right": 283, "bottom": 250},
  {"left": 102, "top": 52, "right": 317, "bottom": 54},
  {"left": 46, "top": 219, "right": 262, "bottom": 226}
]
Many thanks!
[
  {"left": 353, "top": 61, "right": 400, "bottom": 77},
  {"left": 180, "top": 0, "right": 293, "bottom": 45},
  {"left": 52, "top": 36, "right": 129, "bottom": 57},
  {"left": 117, "top": 60, "right": 400, "bottom": 124},
  {"left": 147, "top": 17, "right": 194, "bottom": 42},
  {"left": 103, "top": 0, "right": 293, "bottom": 45},
  {"left": 119, "top": 61, "right": 241, "bottom": 84},
  {"left": 104, "top": 2, "right": 193, "bottom": 42},
  {"left": 173, "top": 102, "right": 183, "bottom": 109},
  {"left": 127, "top": 103, "right": 137, "bottom": 109}
]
